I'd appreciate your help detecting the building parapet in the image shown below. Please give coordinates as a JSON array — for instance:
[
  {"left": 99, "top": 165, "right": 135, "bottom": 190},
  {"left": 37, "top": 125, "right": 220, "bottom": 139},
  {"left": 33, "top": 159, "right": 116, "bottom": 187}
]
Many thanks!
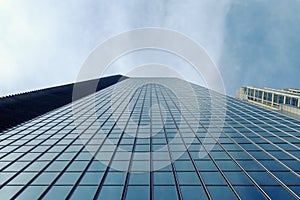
[{"left": 236, "top": 86, "right": 300, "bottom": 117}]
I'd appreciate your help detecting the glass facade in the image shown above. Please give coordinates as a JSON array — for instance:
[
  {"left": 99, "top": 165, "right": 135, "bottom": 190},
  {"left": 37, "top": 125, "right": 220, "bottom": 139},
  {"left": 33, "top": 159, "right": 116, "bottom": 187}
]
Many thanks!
[{"left": 0, "top": 78, "right": 299, "bottom": 199}]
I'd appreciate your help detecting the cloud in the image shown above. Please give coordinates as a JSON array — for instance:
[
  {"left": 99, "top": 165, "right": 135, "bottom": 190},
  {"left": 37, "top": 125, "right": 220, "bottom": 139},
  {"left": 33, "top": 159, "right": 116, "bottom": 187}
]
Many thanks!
[
  {"left": 87, "top": 0, "right": 232, "bottom": 91},
  {"left": 0, "top": 0, "right": 232, "bottom": 96}
]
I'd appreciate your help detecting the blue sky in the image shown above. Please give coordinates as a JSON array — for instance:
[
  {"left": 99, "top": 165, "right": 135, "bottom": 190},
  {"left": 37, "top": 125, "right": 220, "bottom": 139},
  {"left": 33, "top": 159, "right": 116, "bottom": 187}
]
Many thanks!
[
  {"left": 0, "top": 0, "right": 299, "bottom": 97},
  {"left": 220, "top": 0, "right": 300, "bottom": 95}
]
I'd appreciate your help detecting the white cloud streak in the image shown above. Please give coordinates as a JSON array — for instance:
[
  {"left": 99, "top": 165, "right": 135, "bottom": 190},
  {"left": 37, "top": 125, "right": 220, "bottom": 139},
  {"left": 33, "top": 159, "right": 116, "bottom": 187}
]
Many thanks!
[{"left": 0, "top": 0, "right": 232, "bottom": 96}]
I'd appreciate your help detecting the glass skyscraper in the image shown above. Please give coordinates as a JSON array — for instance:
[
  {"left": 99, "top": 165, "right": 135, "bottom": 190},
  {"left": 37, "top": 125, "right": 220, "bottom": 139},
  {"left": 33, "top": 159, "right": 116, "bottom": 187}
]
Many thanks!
[{"left": 0, "top": 78, "right": 299, "bottom": 199}]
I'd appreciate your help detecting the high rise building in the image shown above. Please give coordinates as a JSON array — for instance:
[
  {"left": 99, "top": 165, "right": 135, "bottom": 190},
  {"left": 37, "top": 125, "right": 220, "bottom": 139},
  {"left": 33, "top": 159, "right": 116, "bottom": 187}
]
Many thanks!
[
  {"left": 236, "top": 86, "right": 300, "bottom": 117},
  {"left": 0, "top": 77, "right": 299, "bottom": 199}
]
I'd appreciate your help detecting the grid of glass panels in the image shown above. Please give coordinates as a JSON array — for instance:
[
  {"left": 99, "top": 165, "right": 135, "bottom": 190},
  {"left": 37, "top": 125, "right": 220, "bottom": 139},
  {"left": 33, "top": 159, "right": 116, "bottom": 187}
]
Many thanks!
[{"left": 0, "top": 78, "right": 299, "bottom": 200}]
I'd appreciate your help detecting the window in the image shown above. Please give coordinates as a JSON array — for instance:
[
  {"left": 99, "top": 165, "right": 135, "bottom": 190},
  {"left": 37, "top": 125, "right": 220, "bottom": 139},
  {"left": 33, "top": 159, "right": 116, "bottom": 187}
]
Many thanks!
[
  {"left": 233, "top": 186, "right": 266, "bottom": 199},
  {"left": 69, "top": 186, "right": 97, "bottom": 200},
  {"left": 291, "top": 98, "right": 298, "bottom": 107},
  {"left": 207, "top": 186, "right": 236, "bottom": 199},
  {"left": 32, "top": 172, "right": 59, "bottom": 185},
  {"left": 153, "top": 172, "right": 175, "bottom": 184},
  {"left": 224, "top": 172, "right": 253, "bottom": 185},
  {"left": 98, "top": 186, "right": 124, "bottom": 200},
  {"left": 40, "top": 186, "right": 71, "bottom": 199},
  {"left": 45, "top": 161, "right": 68, "bottom": 172},
  {"left": 80, "top": 172, "right": 103, "bottom": 185},
  {"left": 0, "top": 186, "right": 23, "bottom": 199},
  {"left": 199, "top": 172, "right": 227, "bottom": 185},
  {"left": 262, "top": 186, "right": 296, "bottom": 200},
  {"left": 128, "top": 173, "right": 150, "bottom": 185},
  {"left": 16, "top": 186, "right": 47, "bottom": 199},
  {"left": 176, "top": 172, "right": 201, "bottom": 185},
  {"left": 154, "top": 186, "right": 178, "bottom": 200},
  {"left": 126, "top": 186, "right": 149, "bottom": 200},
  {"left": 56, "top": 172, "right": 81, "bottom": 185},
  {"left": 180, "top": 186, "right": 206, "bottom": 200},
  {"left": 8, "top": 172, "right": 37, "bottom": 185},
  {"left": 103, "top": 172, "right": 126, "bottom": 185}
]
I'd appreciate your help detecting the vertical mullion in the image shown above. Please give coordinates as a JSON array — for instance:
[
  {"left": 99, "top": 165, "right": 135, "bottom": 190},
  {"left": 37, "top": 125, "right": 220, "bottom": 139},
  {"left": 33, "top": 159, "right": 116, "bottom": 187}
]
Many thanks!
[
  {"left": 121, "top": 83, "right": 148, "bottom": 200},
  {"left": 149, "top": 83, "right": 154, "bottom": 200},
  {"left": 93, "top": 83, "right": 145, "bottom": 200},
  {"left": 64, "top": 81, "right": 139, "bottom": 199},
  {"left": 158, "top": 85, "right": 214, "bottom": 200},
  {"left": 154, "top": 84, "right": 182, "bottom": 200}
]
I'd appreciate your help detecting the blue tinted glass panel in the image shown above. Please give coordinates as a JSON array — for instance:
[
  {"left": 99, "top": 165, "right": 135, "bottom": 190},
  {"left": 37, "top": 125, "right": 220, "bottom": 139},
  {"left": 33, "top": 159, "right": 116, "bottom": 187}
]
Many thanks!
[
  {"left": 207, "top": 186, "right": 236, "bottom": 199},
  {"left": 126, "top": 186, "right": 150, "bottom": 200},
  {"left": 180, "top": 186, "right": 207, "bottom": 200},
  {"left": 43, "top": 186, "right": 72, "bottom": 200},
  {"left": 98, "top": 186, "right": 123, "bottom": 200},
  {"left": 70, "top": 186, "right": 97, "bottom": 200},
  {"left": 153, "top": 186, "right": 178, "bottom": 200}
]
